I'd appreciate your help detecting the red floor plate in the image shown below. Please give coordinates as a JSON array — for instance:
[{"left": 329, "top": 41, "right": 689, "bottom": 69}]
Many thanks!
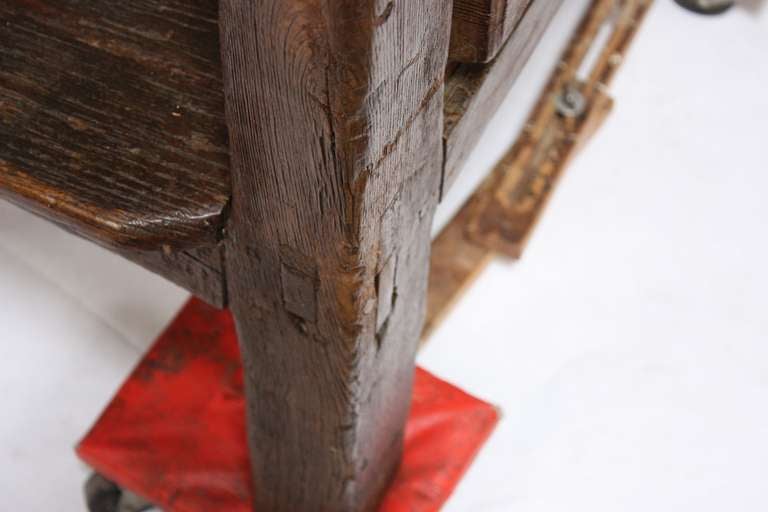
[{"left": 77, "top": 298, "right": 499, "bottom": 512}]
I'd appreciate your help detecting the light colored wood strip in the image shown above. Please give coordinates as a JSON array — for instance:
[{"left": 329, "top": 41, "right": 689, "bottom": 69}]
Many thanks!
[{"left": 423, "top": 199, "right": 494, "bottom": 342}]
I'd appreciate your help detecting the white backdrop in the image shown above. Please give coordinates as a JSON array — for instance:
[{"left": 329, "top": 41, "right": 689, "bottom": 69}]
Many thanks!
[{"left": 2, "top": 1, "right": 767, "bottom": 510}]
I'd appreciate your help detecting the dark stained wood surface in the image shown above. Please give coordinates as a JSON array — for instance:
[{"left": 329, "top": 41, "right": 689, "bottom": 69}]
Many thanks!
[
  {"left": 450, "top": 0, "right": 532, "bottom": 63},
  {"left": 444, "top": 0, "right": 563, "bottom": 196},
  {"left": 0, "top": 0, "right": 230, "bottom": 252},
  {"left": 219, "top": 0, "right": 452, "bottom": 510}
]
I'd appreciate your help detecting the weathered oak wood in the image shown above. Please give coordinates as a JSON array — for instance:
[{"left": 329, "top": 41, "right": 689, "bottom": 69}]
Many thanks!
[
  {"left": 450, "top": 0, "right": 532, "bottom": 63},
  {"left": 0, "top": 1, "right": 230, "bottom": 252},
  {"left": 444, "top": 0, "right": 563, "bottom": 196},
  {"left": 219, "top": 1, "right": 452, "bottom": 510}
]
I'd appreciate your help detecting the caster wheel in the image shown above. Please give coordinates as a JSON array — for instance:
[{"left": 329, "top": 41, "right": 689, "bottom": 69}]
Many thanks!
[
  {"left": 85, "top": 473, "right": 120, "bottom": 512},
  {"left": 85, "top": 473, "right": 155, "bottom": 512},
  {"left": 673, "top": 0, "right": 735, "bottom": 14}
]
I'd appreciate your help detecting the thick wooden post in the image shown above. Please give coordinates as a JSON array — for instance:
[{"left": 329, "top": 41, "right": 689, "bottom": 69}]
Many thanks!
[{"left": 219, "top": 1, "right": 452, "bottom": 510}]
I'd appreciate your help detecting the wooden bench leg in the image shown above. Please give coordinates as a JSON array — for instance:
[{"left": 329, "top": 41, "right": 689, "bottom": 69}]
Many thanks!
[
  {"left": 229, "top": 211, "right": 437, "bottom": 511},
  {"left": 219, "top": 1, "right": 452, "bottom": 510}
]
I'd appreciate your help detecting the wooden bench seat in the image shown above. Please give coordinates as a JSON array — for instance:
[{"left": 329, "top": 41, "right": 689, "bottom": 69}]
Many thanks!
[
  {"left": 0, "top": 1, "right": 230, "bottom": 252},
  {"left": 0, "top": 0, "right": 562, "bottom": 253}
]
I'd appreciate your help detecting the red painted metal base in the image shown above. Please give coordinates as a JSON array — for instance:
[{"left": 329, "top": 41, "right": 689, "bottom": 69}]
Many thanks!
[{"left": 77, "top": 298, "right": 499, "bottom": 512}]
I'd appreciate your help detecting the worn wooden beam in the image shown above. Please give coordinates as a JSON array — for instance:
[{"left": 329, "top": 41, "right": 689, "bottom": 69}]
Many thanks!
[
  {"left": 219, "top": 1, "right": 452, "bottom": 510},
  {"left": 450, "top": 0, "right": 533, "bottom": 63},
  {"left": 444, "top": 0, "right": 563, "bottom": 196}
]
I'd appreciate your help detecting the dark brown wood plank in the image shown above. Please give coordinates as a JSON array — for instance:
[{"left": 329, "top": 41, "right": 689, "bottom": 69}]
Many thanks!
[
  {"left": 450, "top": 0, "right": 532, "bottom": 63},
  {"left": 443, "top": 0, "right": 563, "bottom": 196},
  {"left": 219, "top": 0, "right": 452, "bottom": 510},
  {"left": 0, "top": 0, "right": 230, "bottom": 252}
]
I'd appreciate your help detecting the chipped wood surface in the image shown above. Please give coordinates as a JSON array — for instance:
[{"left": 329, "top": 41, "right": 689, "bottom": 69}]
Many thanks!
[
  {"left": 450, "top": 0, "right": 533, "bottom": 63},
  {"left": 219, "top": 1, "right": 452, "bottom": 510},
  {"left": 0, "top": 1, "right": 230, "bottom": 252}
]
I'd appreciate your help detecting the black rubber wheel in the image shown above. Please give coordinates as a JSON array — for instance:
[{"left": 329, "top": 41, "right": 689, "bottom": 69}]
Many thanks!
[
  {"left": 673, "top": 0, "right": 735, "bottom": 15},
  {"left": 84, "top": 473, "right": 155, "bottom": 512},
  {"left": 85, "top": 473, "right": 121, "bottom": 512}
]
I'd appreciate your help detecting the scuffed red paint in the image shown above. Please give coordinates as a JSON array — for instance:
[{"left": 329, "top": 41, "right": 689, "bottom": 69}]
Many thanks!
[{"left": 77, "top": 298, "right": 499, "bottom": 512}]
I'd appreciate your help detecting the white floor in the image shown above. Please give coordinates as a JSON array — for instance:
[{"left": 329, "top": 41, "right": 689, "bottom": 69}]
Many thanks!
[{"left": 2, "top": 1, "right": 767, "bottom": 510}]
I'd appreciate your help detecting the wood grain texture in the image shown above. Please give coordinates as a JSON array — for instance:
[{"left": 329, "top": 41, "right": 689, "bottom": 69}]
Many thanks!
[
  {"left": 444, "top": 0, "right": 563, "bottom": 196},
  {"left": 219, "top": 0, "right": 452, "bottom": 510},
  {"left": 450, "top": 0, "right": 532, "bottom": 62},
  {"left": 0, "top": 0, "right": 230, "bottom": 252}
]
